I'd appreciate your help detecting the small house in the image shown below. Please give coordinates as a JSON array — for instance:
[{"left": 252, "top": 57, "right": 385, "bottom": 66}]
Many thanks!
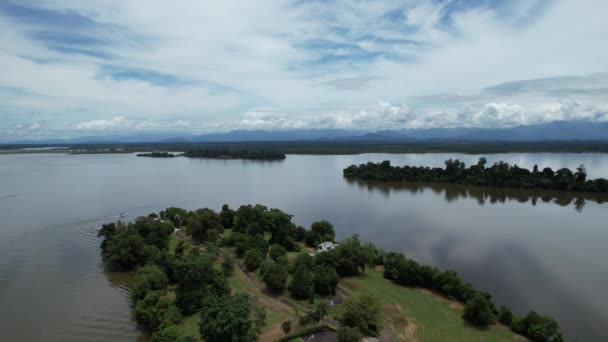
[{"left": 317, "top": 241, "right": 338, "bottom": 253}]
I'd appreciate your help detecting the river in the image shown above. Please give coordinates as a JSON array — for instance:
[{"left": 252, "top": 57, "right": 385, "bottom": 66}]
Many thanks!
[{"left": 0, "top": 152, "right": 607, "bottom": 341}]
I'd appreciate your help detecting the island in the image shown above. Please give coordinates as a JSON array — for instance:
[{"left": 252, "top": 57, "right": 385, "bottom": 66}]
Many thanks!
[
  {"left": 343, "top": 158, "right": 608, "bottom": 193},
  {"left": 136, "top": 152, "right": 177, "bottom": 158},
  {"left": 182, "top": 149, "right": 286, "bottom": 160},
  {"left": 98, "top": 204, "right": 563, "bottom": 342}
]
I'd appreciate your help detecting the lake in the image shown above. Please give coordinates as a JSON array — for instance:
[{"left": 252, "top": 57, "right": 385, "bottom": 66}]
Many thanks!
[{"left": 1, "top": 152, "right": 607, "bottom": 341}]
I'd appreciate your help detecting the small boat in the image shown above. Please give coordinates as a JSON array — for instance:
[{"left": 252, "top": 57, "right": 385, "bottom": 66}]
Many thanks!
[{"left": 119, "top": 212, "right": 128, "bottom": 218}]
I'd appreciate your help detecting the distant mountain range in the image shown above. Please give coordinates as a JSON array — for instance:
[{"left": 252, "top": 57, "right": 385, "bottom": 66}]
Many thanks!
[{"left": 4, "top": 121, "right": 608, "bottom": 144}]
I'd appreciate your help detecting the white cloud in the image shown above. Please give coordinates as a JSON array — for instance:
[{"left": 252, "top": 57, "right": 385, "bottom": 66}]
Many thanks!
[
  {"left": 0, "top": 0, "right": 607, "bottom": 140},
  {"left": 76, "top": 116, "right": 131, "bottom": 130}
]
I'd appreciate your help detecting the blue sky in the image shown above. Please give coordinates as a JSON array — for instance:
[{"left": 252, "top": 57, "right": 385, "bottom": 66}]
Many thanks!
[{"left": 0, "top": 0, "right": 607, "bottom": 141}]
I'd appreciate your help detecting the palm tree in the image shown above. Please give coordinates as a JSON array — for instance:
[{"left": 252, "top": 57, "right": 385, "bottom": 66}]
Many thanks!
[{"left": 281, "top": 320, "right": 292, "bottom": 335}]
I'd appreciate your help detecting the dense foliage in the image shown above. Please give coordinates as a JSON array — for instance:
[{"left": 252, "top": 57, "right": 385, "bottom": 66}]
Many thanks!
[
  {"left": 304, "top": 220, "right": 336, "bottom": 246},
  {"left": 261, "top": 260, "right": 289, "bottom": 292},
  {"left": 98, "top": 217, "right": 173, "bottom": 271},
  {"left": 344, "top": 159, "right": 608, "bottom": 193},
  {"left": 198, "top": 293, "right": 266, "bottom": 342},
  {"left": 462, "top": 293, "right": 496, "bottom": 327},
  {"left": 182, "top": 149, "right": 286, "bottom": 160},
  {"left": 290, "top": 264, "right": 314, "bottom": 300},
  {"left": 136, "top": 152, "right": 176, "bottom": 158},
  {"left": 339, "top": 293, "right": 383, "bottom": 337}
]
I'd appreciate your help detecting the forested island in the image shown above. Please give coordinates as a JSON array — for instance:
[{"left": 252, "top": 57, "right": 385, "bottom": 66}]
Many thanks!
[
  {"left": 182, "top": 149, "right": 286, "bottom": 160},
  {"left": 136, "top": 152, "right": 177, "bottom": 158},
  {"left": 98, "top": 204, "right": 563, "bottom": 342},
  {"left": 344, "top": 158, "right": 608, "bottom": 193}
]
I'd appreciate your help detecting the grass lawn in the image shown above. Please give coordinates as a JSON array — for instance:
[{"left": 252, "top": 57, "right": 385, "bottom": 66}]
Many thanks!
[
  {"left": 338, "top": 268, "right": 522, "bottom": 342},
  {"left": 176, "top": 314, "right": 201, "bottom": 340}
]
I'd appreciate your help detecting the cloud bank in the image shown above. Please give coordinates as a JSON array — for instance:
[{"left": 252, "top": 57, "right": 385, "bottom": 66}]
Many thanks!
[{"left": 0, "top": 0, "right": 607, "bottom": 141}]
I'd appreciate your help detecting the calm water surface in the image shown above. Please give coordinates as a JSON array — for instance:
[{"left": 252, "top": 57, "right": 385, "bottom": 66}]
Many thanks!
[{"left": 1, "top": 152, "right": 607, "bottom": 341}]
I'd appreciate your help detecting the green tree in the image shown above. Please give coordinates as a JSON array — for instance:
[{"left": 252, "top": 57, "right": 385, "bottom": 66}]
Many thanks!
[
  {"left": 290, "top": 264, "right": 314, "bottom": 300},
  {"left": 186, "top": 208, "right": 221, "bottom": 242},
  {"left": 220, "top": 204, "right": 235, "bottom": 228},
  {"left": 268, "top": 244, "right": 287, "bottom": 261},
  {"left": 462, "top": 293, "right": 496, "bottom": 327},
  {"left": 199, "top": 294, "right": 266, "bottom": 342},
  {"left": 313, "top": 265, "right": 339, "bottom": 295},
  {"left": 152, "top": 324, "right": 195, "bottom": 342},
  {"left": 244, "top": 249, "right": 266, "bottom": 272},
  {"left": 174, "top": 254, "right": 229, "bottom": 314},
  {"left": 261, "top": 261, "right": 288, "bottom": 292},
  {"left": 134, "top": 291, "right": 182, "bottom": 331},
  {"left": 159, "top": 207, "right": 188, "bottom": 227},
  {"left": 102, "top": 228, "right": 146, "bottom": 271},
  {"left": 340, "top": 293, "right": 382, "bottom": 336},
  {"left": 305, "top": 220, "right": 335, "bottom": 246},
  {"left": 130, "top": 264, "right": 169, "bottom": 303}
]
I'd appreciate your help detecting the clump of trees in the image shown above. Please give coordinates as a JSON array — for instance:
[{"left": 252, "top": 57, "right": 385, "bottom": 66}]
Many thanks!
[
  {"left": 182, "top": 149, "right": 286, "bottom": 160},
  {"left": 344, "top": 158, "right": 608, "bottom": 193},
  {"left": 198, "top": 293, "right": 266, "bottom": 342},
  {"left": 339, "top": 293, "right": 383, "bottom": 337},
  {"left": 136, "top": 152, "right": 176, "bottom": 158}
]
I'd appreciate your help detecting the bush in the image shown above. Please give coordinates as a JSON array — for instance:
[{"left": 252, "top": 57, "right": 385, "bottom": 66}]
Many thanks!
[
  {"left": 244, "top": 249, "right": 266, "bottom": 272},
  {"left": 340, "top": 293, "right": 382, "bottom": 336},
  {"left": 314, "top": 265, "right": 339, "bottom": 295},
  {"left": 261, "top": 261, "right": 288, "bottom": 292},
  {"left": 268, "top": 244, "right": 288, "bottom": 261},
  {"left": 290, "top": 264, "right": 314, "bottom": 300},
  {"left": 199, "top": 293, "right": 266, "bottom": 342},
  {"left": 462, "top": 293, "right": 496, "bottom": 327},
  {"left": 498, "top": 305, "right": 513, "bottom": 325},
  {"left": 130, "top": 264, "right": 169, "bottom": 303},
  {"left": 152, "top": 324, "right": 195, "bottom": 342},
  {"left": 134, "top": 291, "right": 182, "bottom": 331},
  {"left": 338, "top": 326, "right": 363, "bottom": 342}
]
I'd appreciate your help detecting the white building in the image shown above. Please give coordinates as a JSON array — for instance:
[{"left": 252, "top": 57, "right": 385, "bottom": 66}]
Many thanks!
[{"left": 316, "top": 241, "right": 339, "bottom": 253}]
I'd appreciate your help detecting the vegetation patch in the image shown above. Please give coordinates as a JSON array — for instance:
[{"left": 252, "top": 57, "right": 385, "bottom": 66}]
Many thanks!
[{"left": 344, "top": 158, "right": 608, "bottom": 193}]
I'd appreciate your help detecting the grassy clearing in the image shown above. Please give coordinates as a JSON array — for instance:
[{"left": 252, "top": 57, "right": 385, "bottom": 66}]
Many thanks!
[
  {"left": 176, "top": 313, "right": 201, "bottom": 339},
  {"left": 338, "top": 268, "right": 521, "bottom": 342}
]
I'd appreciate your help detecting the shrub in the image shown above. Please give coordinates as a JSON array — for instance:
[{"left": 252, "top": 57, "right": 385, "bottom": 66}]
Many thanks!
[
  {"left": 268, "top": 244, "right": 288, "bottom": 261},
  {"left": 314, "top": 265, "right": 339, "bottom": 295},
  {"left": 262, "top": 261, "right": 288, "bottom": 292},
  {"left": 244, "top": 249, "right": 266, "bottom": 272},
  {"left": 290, "top": 264, "right": 314, "bottom": 300},
  {"left": 462, "top": 293, "right": 496, "bottom": 327}
]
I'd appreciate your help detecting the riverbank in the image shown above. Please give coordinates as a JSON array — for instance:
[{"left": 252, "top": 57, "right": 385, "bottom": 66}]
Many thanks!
[{"left": 4, "top": 140, "right": 608, "bottom": 156}]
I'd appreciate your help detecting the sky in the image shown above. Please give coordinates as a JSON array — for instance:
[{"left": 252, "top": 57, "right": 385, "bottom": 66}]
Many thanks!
[{"left": 1, "top": 0, "right": 608, "bottom": 141}]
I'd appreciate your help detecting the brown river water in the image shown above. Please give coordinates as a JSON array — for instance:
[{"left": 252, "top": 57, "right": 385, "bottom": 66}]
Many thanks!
[{"left": 1, "top": 152, "right": 607, "bottom": 341}]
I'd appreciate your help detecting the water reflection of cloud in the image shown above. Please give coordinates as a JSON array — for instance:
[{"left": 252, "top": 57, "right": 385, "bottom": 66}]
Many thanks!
[{"left": 344, "top": 178, "right": 607, "bottom": 213}]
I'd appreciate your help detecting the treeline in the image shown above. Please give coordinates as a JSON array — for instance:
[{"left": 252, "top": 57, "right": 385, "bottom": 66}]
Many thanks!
[
  {"left": 344, "top": 158, "right": 608, "bottom": 193},
  {"left": 136, "top": 152, "right": 177, "bottom": 158},
  {"left": 99, "top": 204, "right": 563, "bottom": 341},
  {"left": 182, "top": 149, "right": 286, "bottom": 160}
]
